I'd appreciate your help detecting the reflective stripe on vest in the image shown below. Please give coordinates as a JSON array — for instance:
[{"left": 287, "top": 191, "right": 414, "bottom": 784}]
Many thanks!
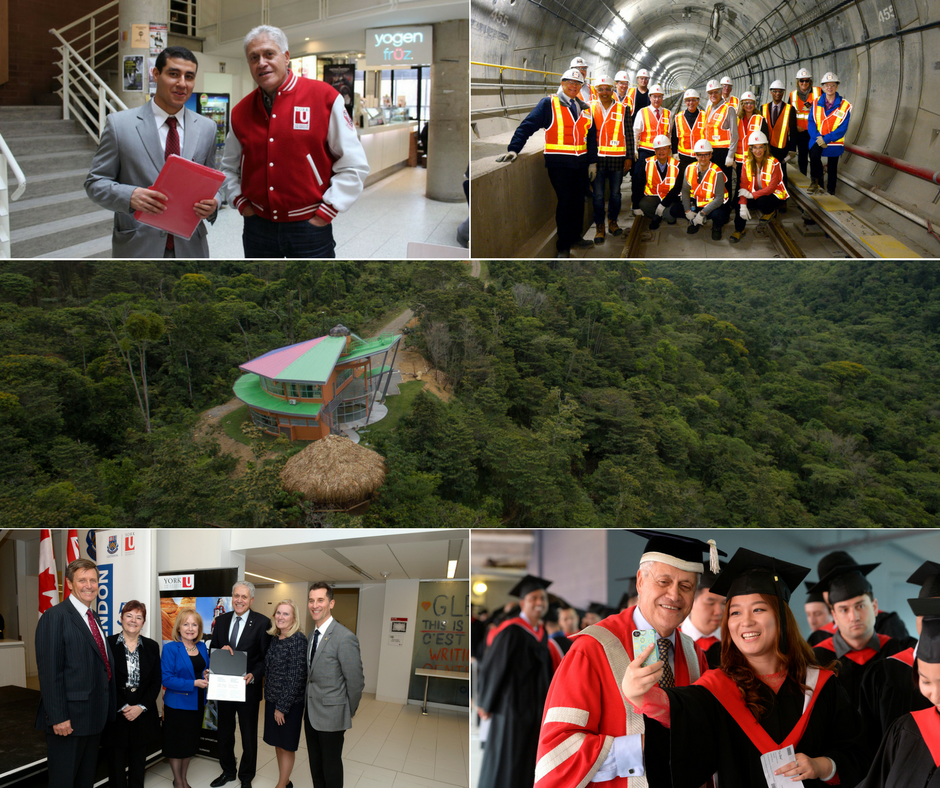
[
  {"left": 545, "top": 95, "right": 592, "bottom": 155},
  {"left": 705, "top": 102, "right": 732, "bottom": 147},
  {"left": 743, "top": 157, "right": 789, "bottom": 200},
  {"left": 617, "top": 91, "right": 634, "bottom": 114},
  {"left": 790, "top": 86, "right": 822, "bottom": 130},
  {"left": 813, "top": 98, "right": 852, "bottom": 147},
  {"left": 687, "top": 163, "right": 728, "bottom": 205},
  {"left": 724, "top": 95, "right": 739, "bottom": 111},
  {"left": 762, "top": 102, "right": 793, "bottom": 149},
  {"left": 592, "top": 100, "right": 626, "bottom": 156},
  {"left": 675, "top": 111, "right": 705, "bottom": 156},
  {"left": 645, "top": 156, "right": 680, "bottom": 198},
  {"left": 637, "top": 106, "right": 671, "bottom": 150},
  {"left": 735, "top": 115, "right": 764, "bottom": 163}
]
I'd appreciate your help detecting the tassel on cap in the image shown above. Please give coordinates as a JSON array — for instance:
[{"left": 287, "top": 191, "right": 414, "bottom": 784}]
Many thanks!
[{"left": 707, "top": 539, "right": 720, "bottom": 574}]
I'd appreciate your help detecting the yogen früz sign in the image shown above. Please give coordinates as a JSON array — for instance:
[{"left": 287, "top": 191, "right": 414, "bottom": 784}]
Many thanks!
[{"left": 365, "top": 26, "right": 433, "bottom": 68}]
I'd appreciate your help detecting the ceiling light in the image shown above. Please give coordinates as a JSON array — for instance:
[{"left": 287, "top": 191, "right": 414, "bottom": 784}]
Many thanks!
[
  {"left": 246, "top": 571, "right": 283, "bottom": 583},
  {"left": 473, "top": 581, "right": 488, "bottom": 595},
  {"left": 305, "top": 37, "right": 310, "bottom": 41},
  {"left": 447, "top": 560, "right": 457, "bottom": 579},
  {"left": 446, "top": 539, "right": 462, "bottom": 578}
]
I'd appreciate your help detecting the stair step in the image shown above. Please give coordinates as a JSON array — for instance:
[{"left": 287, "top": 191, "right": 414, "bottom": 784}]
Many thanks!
[
  {"left": 10, "top": 168, "right": 89, "bottom": 200},
  {"left": 11, "top": 209, "right": 113, "bottom": 257},
  {"left": 0, "top": 106, "right": 63, "bottom": 121},
  {"left": 4, "top": 133, "right": 98, "bottom": 156},
  {"left": 38, "top": 235, "right": 112, "bottom": 259},
  {"left": 13, "top": 149, "right": 96, "bottom": 176},
  {"left": 11, "top": 189, "right": 99, "bottom": 230},
  {"left": 0, "top": 118, "right": 85, "bottom": 137}
]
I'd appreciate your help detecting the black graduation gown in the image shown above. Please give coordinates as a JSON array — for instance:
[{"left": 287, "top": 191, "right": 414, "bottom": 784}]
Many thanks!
[
  {"left": 857, "top": 712, "right": 940, "bottom": 788},
  {"left": 859, "top": 649, "right": 932, "bottom": 755},
  {"left": 477, "top": 621, "right": 556, "bottom": 788},
  {"left": 813, "top": 635, "right": 915, "bottom": 711},
  {"left": 664, "top": 672, "right": 867, "bottom": 788}
]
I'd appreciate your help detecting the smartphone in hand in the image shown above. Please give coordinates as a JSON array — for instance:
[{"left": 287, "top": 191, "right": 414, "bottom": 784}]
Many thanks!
[{"left": 632, "top": 630, "right": 658, "bottom": 667}]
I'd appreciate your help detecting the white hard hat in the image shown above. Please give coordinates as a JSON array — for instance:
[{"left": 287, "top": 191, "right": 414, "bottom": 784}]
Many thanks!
[
  {"left": 636, "top": 69, "right": 651, "bottom": 78},
  {"left": 684, "top": 88, "right": 700, "bottom": 100},
  {"left": 693, "top": 139, "right": 713, "bottom": 154},
  {"left": 795, "top": 68, "right": 812, "bottom": 80},
  {"left": 739, "top": 91, "right": 757, "bottom": 103},
  {"left": 649, "top": 84, "right": 664, "bottom": 95},
  {"left": 596, "top": 75, "right": 615, "bottom": 87},
  {"left": 652, "top": 135, "right": 672, "bottom": 149},
  {"left": 747, "top": 130, "right": 769, "bottom": 146},
  {"left": 570, "top": 56, "right": 588, "bottom": 68},
  {"left": 769, "top": 80, "right": 786, "bottom": 90},
  {"left": 720, "top": 76, "right": 733, "bottom": 86},
  {"left": 615, "top": 70, "right": 630, "bottom": 82},
  {"left": 561, "top": 68, "right": 585, "bottom": 83},
  {"left": 821, "top": 72, "right": 840, "bottom": 84},
  {"left": 706, "top": 79, "right": 721, "bottom": 92}
]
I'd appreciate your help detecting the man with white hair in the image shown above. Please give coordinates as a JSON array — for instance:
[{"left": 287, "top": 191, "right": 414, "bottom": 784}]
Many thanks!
[
  {"left": 221, "top": 25, "right": 369, "bottom": 258},
  {"left": 536, "top": 531, "right": 723, "bottom": 787},
  {"left": 208, "top": 580, "right": 272, "bottom": 788}
]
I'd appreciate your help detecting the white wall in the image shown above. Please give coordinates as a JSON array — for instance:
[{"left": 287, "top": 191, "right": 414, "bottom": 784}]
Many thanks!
[
  {"left": 193, "top": 51, "right": 250, "bottom": 103},
  {"left": 375, "top": 579, "right": 419, "bottom": 704},
  {"left": 533, "top": 529, "right": 609, "bottom": 610},
  {"left": 251, "top": 581, "right": 310, "bottom": 632},
  {"left": 156, "top": 530, "right": 245, "bottom": 576},
  {"left": 358, "top": 583, "right": 386, "bottom": 694}
]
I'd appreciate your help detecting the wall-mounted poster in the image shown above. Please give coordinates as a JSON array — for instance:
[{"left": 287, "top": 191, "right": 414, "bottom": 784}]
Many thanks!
[
  {"left": 323, "top": 64, "right": 355, "bottom": 114},
  {"left": 123, "top": 55, "right": 143, "bottom": 91},
  {"left": 131, "top": 24, "right": 149, "bottom": 49},
  {"left": 149, "top": 23, "right": 167, "bottom": 55}
]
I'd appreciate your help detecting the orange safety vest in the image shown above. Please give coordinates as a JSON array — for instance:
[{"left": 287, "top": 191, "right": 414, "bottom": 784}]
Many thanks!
[
  {"left": 735, "top": 115, "right": 764, "bottom": 163},
  {"left": 644, "top": 156, "right": 680, "bottom": 199},
  {"left": 704, "top": 101, "right": 732, "bottom": 148},
  {"left": 790, "top": 86, "right": 822, "bottom": 131},
  {"left": 743, "top": 156, "right": 789, "bottom": 200},
  {"left": 582, "top": 84, "right": 598, "bottom": 102},
  {"left": 762, "top": 102, "right": 793, "bottom": 149},
  {"left": 591, "top": 99, "right": 627, "bottom": 156},
  {"left": 813, "top": 97, "right": 852, "bottom": 147},
  {"left": 674, "top": 110, "right": 705, "bottom": 156},
  {"left": 616, "top": 90, "right": 634, "bottom": 114},
  {"left": 544, "top": 95, "right": 593, "bottom": 156},
  {"left": 686, "top": 162, "right": 728, "bottom": 205},
  {"left": 637, "top": 106, "right": 671, "bottom": 150},
  {"left": 724, "top": 95, "right": 739, "bottom": 111}
]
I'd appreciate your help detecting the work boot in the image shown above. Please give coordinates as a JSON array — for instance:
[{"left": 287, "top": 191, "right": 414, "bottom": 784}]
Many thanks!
[
  {"left": 759, "top": 210, "right": 777, "bottom": 223},
  {"left": 573, "top": 239, "right": 594, "bottom": 248},
  {"left": 609, "top": 219, "right": 622, "bottom": 236},
  {"left": 711, "top": 225, "right": 723, "bottom": 241},
  {"left": 730, "top": 229, "right": 746, "bottom": 243},
  {"left": 808, "top": 180, "right": 821, "bottom": 195},
  {"left": 556, "top": 249, "right": 571, "bottom": 258},
  {"left": 594, "top": 225, "right": 606, "bottom": 245},
  {"left": 649, "top": 216, "right": 661, "bottom": 230},
  {"left": 687, "top": 224, "right": 700, "bottom": 235}
]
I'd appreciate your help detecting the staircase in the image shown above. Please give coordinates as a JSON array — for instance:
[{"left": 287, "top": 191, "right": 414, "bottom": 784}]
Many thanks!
[{"left": 2, "top": 105, "right": 113, "bottom": 257}]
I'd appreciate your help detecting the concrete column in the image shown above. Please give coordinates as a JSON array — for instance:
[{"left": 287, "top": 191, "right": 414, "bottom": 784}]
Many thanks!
[
  {"left": 426, "top": 19, "right": 468, "bottom": 202},
  {"left": 117, "top": 0, "right": 168, "bottom": 107}
]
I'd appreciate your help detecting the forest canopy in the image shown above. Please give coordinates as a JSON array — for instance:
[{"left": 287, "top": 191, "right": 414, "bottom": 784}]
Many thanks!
[{"left": 0, "top": 260, "right": 936, "bottom": 528}]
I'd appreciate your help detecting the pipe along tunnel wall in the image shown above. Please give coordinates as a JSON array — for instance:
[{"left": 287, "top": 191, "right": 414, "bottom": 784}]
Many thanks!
[{"left": 470, "top": 0, "right": 940, "bottom": 257}]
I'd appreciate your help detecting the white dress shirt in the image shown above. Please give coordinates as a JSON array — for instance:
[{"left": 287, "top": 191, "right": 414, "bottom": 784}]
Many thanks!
[{"left": 69, "top": 593, "right": 106, "bottom": 641}]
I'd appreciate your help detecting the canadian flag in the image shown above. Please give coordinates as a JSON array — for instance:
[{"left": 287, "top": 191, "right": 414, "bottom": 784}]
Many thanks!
[
  {"left": 63, "top": 529, "right": 80, "bottom": 599},
  {"left": 38, "top": 529, "right": 58, "bottom": 616}
]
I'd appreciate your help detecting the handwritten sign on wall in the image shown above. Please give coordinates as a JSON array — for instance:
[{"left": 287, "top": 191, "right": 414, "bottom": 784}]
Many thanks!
[{"left": 408, "top": 580, "right": 469, "bottom": 706}]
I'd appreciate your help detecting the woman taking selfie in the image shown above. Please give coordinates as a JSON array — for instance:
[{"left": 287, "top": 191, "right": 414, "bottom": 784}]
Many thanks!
[{"left": 622, "top": 548, "right": 867, "bottom": 787}]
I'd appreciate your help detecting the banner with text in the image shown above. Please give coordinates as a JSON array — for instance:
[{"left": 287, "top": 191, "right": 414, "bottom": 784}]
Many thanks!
[
  {"left": 408, "top": 580, "right": 469, "bottom": 707},
  {"left": 95, "top": 530, "right": 153, "bottom": 639}
]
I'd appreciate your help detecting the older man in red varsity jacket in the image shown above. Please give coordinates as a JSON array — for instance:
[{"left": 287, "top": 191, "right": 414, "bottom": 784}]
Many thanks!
[{"left": 221, "top": 25, "right": 369, "bottom": 258}]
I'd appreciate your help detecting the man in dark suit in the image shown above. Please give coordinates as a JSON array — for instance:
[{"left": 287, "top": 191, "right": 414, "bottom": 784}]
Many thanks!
[
  {"left": 85, "top": 46, "right": 219, "bottom": 258},
  {"left": 209, "top": 580, "right": 272, "bottom": 788},
  {"left": 35, "top": 558, "right": 117, "bottom": 788},
  {"left": 305, "top": 582, "right": 365, "bottom": 788}
]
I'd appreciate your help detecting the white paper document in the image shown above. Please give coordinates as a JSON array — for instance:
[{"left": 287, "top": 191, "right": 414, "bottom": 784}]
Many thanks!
[
  {"left": 207, "top": 673, "right": 246, "bottom": 702},
  {"left": 760, "top": 745, "right": 804, "bottom": 788}
]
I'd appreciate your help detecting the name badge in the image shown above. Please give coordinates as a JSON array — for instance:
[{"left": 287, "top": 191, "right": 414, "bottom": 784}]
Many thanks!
[
  {"left": 294, "top": 107, "right": 310, "bottom": 130},
  {"left": 610, "top": 140, "right": 620, "bottom": 146}
]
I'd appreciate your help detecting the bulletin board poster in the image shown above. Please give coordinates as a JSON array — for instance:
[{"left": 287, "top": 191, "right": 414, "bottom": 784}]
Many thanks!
[
  {"left": 408, "top": 580, "right": 470, "bottom": 707},
  {"left": 158, "top": 567, "right": 238, "bottom": 756},
  {"left": 149, "top": 23, "right": 167, "bottom": 55}
]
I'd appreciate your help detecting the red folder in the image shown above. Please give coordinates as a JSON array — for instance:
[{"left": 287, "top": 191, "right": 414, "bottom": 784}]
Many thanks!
[{"left": 134, "top": 154, "right": 226, "bottom": 240}]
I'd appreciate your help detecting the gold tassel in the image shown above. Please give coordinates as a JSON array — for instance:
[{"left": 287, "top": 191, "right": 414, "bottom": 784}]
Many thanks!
[{"left": 707, "top": 539, "right": 720, "bottom": 574}]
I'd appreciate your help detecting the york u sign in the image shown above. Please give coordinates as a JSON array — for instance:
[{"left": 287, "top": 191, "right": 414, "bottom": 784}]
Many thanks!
[{"left": 365, "top": 26, "right": 433, "bottom": 68}]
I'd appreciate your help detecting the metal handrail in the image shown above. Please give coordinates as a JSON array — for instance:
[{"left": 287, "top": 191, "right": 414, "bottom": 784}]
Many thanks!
[
  {"left": 0, "top": 132, "right": 27, "bottom": 258},
  {"left": 56, "top": 0, "right": 119, "bottom": 35},
  {"left": 471, "top": 61, "right": 566, "bottom": 78}
]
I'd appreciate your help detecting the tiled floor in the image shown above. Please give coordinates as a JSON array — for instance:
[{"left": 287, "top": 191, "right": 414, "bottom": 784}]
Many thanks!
[
  {"left": 206, "top": 168, "right": 467, "bottom": 259},
  {"left": 142, "top": 695, "right": 468, "bottom": 788}
]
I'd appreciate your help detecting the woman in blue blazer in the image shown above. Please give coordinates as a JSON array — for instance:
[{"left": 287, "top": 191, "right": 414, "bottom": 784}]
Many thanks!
[{"left": 162, "top": 608, "right": 209, "bottom": 788}]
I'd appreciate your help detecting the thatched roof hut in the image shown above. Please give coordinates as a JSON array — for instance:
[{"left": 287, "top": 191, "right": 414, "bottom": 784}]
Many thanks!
[{"left": 280, "top": 434, "right": 386, "bottom": 510}]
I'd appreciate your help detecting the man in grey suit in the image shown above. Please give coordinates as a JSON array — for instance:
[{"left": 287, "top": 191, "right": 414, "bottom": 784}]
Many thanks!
[
  {"left": 306, "top": 582, "right": 365, "bottom": 788},
  {"left": 85, "top": 46, "right": 219, "bottom": 258},
  {"left": 35, "top": 558, "right": 116, "bottom": 788}
]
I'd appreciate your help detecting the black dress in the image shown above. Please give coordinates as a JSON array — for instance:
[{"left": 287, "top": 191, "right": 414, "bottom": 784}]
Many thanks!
[
  {"left": 664, "top": 670, "right": 868, "bottom": 788},
  {"left": 476, "top": 620, "right": 557, "bottom": 788},
  {"left": 262, "top": 631, "right": 308, "bottom": 751},
  {"left": 163, "top": 652, "right": 206, "bottom": 759}
]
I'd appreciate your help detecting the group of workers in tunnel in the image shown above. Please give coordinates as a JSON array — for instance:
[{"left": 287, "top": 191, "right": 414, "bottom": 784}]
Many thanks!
[{"left": 496, "top": 59, "right": 853, "bottom": 257}]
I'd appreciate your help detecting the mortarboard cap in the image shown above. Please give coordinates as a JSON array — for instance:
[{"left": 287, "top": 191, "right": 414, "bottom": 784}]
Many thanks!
[
  {"left": 817, "top": 550, "right": 859, "bottom": 580},
  {"left": 908, "top": 561, "right": 940, "bottom": 600},
  {"left": 587, "top": 602, "right": 611, "bottom": 617},
  {"left": 809, "top": 562, "right": 878, "bottom": 605},
  {"left": 630, "top": 530, "right": 725, "bottom": 574},
  {"left": 909, "top": 597, "right": 940, "bottom": 619},
  {"left": 509, "top": 574, "right": 552, "bottom": 598},
  {"left": 700, "top": 561, "right": 727, "bottom": 591},
  {"left": 916, "top": 609, "right": 940, "bottom": 664},
  {"left": 709, "top": 548, "right": 810, "bottom": 650},
  {"left": 804, "top": 581, "right": 826, "bottom": 605}
]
